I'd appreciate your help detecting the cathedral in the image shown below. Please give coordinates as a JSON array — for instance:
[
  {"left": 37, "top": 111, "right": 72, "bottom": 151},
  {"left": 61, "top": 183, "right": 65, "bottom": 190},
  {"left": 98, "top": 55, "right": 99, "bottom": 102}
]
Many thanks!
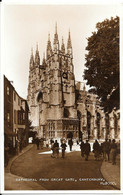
[{"left": 27, "top": 25, "right": 120, "bottom": 141}]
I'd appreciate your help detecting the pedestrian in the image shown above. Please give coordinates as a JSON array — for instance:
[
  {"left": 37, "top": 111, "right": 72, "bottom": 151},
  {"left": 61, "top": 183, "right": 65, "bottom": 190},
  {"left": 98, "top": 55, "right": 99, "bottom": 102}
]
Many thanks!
[
  {"left": 80, "top": 141, "right": 85, "bottom": 158},
  {"left": 54, "top": 140, "right": 59, "bottom": 158},
  {"left": 51, "top": 140, "right": 55, "bottom": 158},
  {"left": 61, "top": 141, "right": 67, "bottom": 158},
  {"left": 106, "top": 139, "right": 111, "bottom": 162},
  {"left": 50, "top": 138, "right": 54, "bottom": 145},
  {"left": 60, "top": 137, "right": 64, "bottom": 144},
  {"left": 46, "top": 139, "right": 49, "bottom": 148},
  {"left": 35, "top": 137, "right": 40, "bottom": 150},
  {"left": 16, "top": 139, "right": 20, "bottom": 155},
  {"left": 102, "top": 139, "right": 109, "bottom": 161},
  {"left": 84, "top": 140, "right": 91, "bottom": 161},
  {"left": 117, "top": 140, "right": 120, "bottom": 154},
  {"left": 93, "top": 140, "right": 101, "bottom": 161},
  {"left": 110, "top": 139, "right": 117, "bottom": 165},
  {"left": 68, "top": 138, "right": 73, "bottom": 151},
  {"left": 76, "top": 137, "right": 79, "bottom": 145}
]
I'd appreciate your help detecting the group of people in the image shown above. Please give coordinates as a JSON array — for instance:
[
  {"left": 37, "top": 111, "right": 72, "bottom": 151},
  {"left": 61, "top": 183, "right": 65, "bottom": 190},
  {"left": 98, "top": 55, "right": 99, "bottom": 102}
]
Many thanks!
[
  {"left": 35, "top": 136, "right": 120, "bottom": 164},
  {"left": 101, "top": 138, "right": 120, "bottom": 165},
  {"left": 80, "top": 140, "right": 91, "bottom": 161},
  {"left": 50, "top": 138, "right": 91, "bottom": 159},
  {"left": 50, "top": 138, "right": 76, "bottom": 158},
  {"left": 35, "top": 137, "right": 49, "bottom": 150},
  {"left": 80, "top": 138, "right": 120, "bottom": 165},
  {"left": 51, "top": 139, "right": 67, "bottom": 158}
]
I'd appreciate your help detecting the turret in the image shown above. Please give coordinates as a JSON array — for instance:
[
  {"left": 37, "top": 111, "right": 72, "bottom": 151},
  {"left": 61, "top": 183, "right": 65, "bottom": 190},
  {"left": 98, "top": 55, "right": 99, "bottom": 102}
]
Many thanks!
[
  {"left": 30, "top": 48, "right": 34, "bottom": 69},
  {"left": 35, "top": 44, "right": 40, "bottom": 65},
  {"left": 61, "top": 37, "right": 65, "bottom": 54},
  {"left": 67, "top": 30, "right": 73, "bottom": 57},
  {"left": 46, "top": 34, "right": 52, "bottom": 59},
  {"left": 83, "top": 83, "right": 86, "bottom": 91},
  {"left": 42, "top": 52, "right": 46, "bottom": 66},
  {"left": 53, "top": 23, "right": 59, "bottom": 52}
]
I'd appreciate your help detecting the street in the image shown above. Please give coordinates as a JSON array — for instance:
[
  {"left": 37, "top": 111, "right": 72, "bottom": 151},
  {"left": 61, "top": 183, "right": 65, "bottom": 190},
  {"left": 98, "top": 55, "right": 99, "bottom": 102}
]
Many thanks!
[{"left": 10, "top": 144, "right": 116, "bottom": 190}]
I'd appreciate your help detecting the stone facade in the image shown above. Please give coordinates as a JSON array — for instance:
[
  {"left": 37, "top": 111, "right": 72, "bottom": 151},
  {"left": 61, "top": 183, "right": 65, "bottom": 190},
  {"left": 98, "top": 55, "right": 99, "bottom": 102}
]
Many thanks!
[{"left": 27, "top": 25, "right": 120, "bottom": 141}]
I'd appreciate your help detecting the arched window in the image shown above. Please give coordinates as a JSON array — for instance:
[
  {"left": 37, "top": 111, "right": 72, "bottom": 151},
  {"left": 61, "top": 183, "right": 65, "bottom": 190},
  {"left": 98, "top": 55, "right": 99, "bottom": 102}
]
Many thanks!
[
  {"left": 64, "top": 108, "right": 69, "bottom": 118},
  {"left": 114, "top": 114, "right": 117, "bottom": 136},
  {"left": 87, "top": 111, "right": 91, "bottom": 139},
  {"left": 97, "top": 112, "right": 101, "bottom": 139},
  {"left": 37, "top": 91, "right": 43, "bottom": 102},
  {"left": 105, "top": 113, "right": 109, "bottom": 136},
  {"left": 77, "top": 110, "right": 81, "bottom": 119}
]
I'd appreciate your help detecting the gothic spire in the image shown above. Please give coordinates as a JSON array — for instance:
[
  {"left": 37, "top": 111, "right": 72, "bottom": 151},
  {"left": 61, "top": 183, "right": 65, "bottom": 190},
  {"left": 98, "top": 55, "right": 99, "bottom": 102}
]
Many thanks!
[
  {"left": 83, "top": 83, "right": 86, "bottom": 91},
  {"left": 61, "top": 37, "right": 65, "bottom": 54},
  {"left": 67, "top": 30, "right": 72, "bottom": 56},
  {"left": 35, "top": 43, "right": 40, "bottom": 65},
  {"left": 53, "top": 23, "right": 59, "bottom": 52},
  {"left": 54, "top": 22, "right": 58, "bottom": 43},
  {"left": 47, "top": 33, "right": 52, "bottom": 59},
  {"left": 30, "top": 48, "right": 34, "bottom": 67},
  {"left": 42, "top": 52, "right": 46, "bottom": 66},
  {"left": 55, "top": 22, "right": 57, "bottom": 34},
  {"left": 48, "top": 33, "right": 50, "bottom": 42}
]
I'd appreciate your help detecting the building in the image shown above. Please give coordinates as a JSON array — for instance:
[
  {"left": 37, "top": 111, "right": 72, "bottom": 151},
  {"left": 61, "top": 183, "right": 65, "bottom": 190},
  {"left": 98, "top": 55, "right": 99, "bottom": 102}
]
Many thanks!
[
  {"left": 4, "top": 75, "right": 29, "bottom": 161},
  {"left": 4, "top": 75, "right": 14, "bottom": 157},
  {"left": 27, "top": 25, "right": 120, "bottom": 141}
]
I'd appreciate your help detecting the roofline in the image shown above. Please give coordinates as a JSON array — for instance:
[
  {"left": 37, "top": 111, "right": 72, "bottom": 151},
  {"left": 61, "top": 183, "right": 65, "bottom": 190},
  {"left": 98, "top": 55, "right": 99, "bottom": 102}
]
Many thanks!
[{"left": 4, "top": 75, "right": 27, "bottom": 101}]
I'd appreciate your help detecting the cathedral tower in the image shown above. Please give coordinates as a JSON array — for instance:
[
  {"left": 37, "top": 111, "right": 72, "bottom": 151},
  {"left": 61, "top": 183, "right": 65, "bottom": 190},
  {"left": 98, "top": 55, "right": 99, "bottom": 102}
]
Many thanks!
[{"left": 27, "top": 25, "right": 79, "bottom": 139}]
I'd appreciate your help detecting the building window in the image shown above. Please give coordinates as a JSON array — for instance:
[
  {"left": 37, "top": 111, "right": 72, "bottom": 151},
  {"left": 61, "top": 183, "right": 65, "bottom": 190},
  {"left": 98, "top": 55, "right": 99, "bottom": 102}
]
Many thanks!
[
  {"left": 97, "top": 112, "right": 101, "bottom": 138},
  {"left": 14, "top": 110, "right": 16, "bottom": 124},
  {"left": 114, "top": 114, "right": 118, "bottom": 136},
  {"left": 105, "top": 114, "right": 109, "bottom": 135},
  {"left": 7, "top": 112, "right": 10, "bottom": 122},
  {"left": 64, "top": 108, "right": 69, "bottom": 118},
  {"left": 51, "top": 123, "right": 52, "bottom": 130},
  {"left": 23, "top": 113, "right": 25, "bottom": 120},
  {"left": 18, "top": 111, "right": 23, "bottom": 124},
  {"left": 53, "top": 123, "right": 55, "bottom": 130},
  {"left": 14, "top": 93, "right": 16, "bottom": 101},
  {"left": 7, "top": 87, "right": 10, "bottom": 95},
  {"left": 18, "top": 112, "right": 20, "bottom": 124},
  {"left": 20, "top": 113, "right": 23, "bottom": 124},
  {"left": 37, "top": 91, "right": 43, "bottom": 102},
  {"left": 87, "top": 111, "right": 91, "bottom": 139}
]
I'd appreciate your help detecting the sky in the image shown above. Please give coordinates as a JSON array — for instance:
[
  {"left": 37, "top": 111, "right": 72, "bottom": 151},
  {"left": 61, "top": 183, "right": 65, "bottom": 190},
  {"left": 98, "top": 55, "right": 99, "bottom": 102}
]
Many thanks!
[{"left": 2, "top": 3, "right": 120, "bottom": 99}]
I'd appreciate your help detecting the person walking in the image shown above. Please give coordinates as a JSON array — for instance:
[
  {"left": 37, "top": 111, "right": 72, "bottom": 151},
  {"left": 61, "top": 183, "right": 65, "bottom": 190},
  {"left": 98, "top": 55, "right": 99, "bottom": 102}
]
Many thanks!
[
  {"left": 16, "top": 139, "right": 20, "bottom": 155},
  {"left": 84, "top": 140, "right": 91, "bottom": 161},
  {"left": 35, "top": 137, "right": 40, "bottom": 150},
  {"left": 61, "top": 141, "right": 67, "bottom": 158},
  {"left": 76, "top": 137, "right": 79, "bottom": 145},
  {"left": 68, "top": 138, "right": 73, "bottom": 151},
  {"left": 51, "top": 140, "right": 55, "bottom": 158},
  {"left": 93, "top": 140, "right": 100, "bottom": 160},
  {"left": 110, "top": 139, "right": 117, "bottom": 165},
  {"left": 80, "top": 141, "right": 85, "bottom": 158},
  {"left": 117, "top": 140, "right": 120, "bottom": 154},
  {"left": 102, "top": 139, "right": 109, "bottom": 161},
  {"left": 106, "top": 139, "right": 111, "bottom": 162},
  {"left": 54, "top": 140, "right": 59, "bottom": 158},
  {"left": 46, "top": 139, "right": 49, "bottom": 148}
]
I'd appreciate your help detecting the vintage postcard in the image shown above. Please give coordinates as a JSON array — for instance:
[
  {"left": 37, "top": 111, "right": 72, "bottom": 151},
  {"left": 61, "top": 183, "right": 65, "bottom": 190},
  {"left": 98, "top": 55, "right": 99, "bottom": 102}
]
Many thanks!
[{"left": 0, "top": 0, "right": 122, "bottom": 194}]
